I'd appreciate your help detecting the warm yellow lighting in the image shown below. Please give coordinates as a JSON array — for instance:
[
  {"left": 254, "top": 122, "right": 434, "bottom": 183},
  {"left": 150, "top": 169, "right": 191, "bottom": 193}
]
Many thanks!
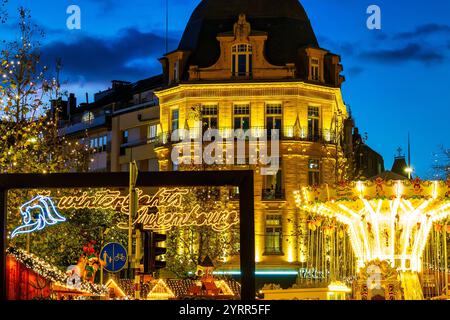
[
  {"left": 147, "top": 279, "right": 175, "bottom": 300},
  {"left": 215, "top": 280, "right": 234, "bottom": 296},
  {"left": 287, "top": 243, "right": 294, "bottom": 263},
  {"left": 55, "top": 188, "right": 240, "bottom": 232},
  {"left": 328, "top": 281, "right": 351, "bottom": 293},
  {"left": 255, "top": 248, "right": 261, "bottom": 263},
  {"left": 295, "top": 180, "right": 450, "bottom": 273},
  {"left": 105, "top": 279, "right": 127, "bottom": 298}
]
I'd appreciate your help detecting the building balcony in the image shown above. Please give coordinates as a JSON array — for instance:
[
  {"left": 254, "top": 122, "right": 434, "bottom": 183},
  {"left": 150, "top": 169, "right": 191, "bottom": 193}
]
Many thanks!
[
  {"left": 154, "top": 126, "right": 337, "bottom": 148},
  {"left": 59, "top": 114, "right": 108, "bottom": 136},
  {"left": 154, "top": 132, "right": 172, "bottom": 148},
  {"left": 261, "top": 188, "right": 285, "bottom": 201},
  {"left": 281, "top": 127, "right": 336, "bottom": 144}
]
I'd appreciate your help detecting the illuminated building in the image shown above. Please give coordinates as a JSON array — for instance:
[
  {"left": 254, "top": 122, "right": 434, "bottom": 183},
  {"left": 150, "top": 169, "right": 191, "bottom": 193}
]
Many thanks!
[
  {"left": 153, "top": 0, "right": 358, "bottom": 281},
  {"left": 54, "top": 0, "right": 385, "bottom": 288}
]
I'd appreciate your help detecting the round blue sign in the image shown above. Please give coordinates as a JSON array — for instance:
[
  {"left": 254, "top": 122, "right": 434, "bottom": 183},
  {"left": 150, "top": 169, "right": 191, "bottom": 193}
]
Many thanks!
[{"left": 100, "top": 242, "right": 128, "bottom": 273}]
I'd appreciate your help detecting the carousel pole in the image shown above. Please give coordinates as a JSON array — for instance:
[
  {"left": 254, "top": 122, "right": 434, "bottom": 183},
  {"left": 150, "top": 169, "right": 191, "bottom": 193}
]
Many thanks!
[{"left": 444, "top": 223, "right": 448, "bottom": 297}]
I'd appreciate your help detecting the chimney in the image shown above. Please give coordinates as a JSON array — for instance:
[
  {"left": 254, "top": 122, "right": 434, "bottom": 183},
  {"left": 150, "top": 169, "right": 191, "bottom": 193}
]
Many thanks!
[
  {"left": 85, "top": 92, "right": 89, "bottom": 104},
  {"left": 68, "top": 93, "right": 76, "bottom": 116}
]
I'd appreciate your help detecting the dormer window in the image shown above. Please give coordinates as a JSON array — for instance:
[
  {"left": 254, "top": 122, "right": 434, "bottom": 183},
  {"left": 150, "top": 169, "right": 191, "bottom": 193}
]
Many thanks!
[
  {"left": 310, "top": 58, "right": 320, "bottom": 81},
  {"left": 232, "top": 44, "right": 252, "bottom": 77},
  {"left": 173, "top": 61, "right": 179, "bottom": 82}
]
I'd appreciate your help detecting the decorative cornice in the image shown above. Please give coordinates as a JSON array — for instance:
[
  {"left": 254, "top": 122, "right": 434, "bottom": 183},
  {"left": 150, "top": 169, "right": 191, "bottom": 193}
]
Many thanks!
[{"left": 155, "top": 82, "right": 345, "bottom": 107}]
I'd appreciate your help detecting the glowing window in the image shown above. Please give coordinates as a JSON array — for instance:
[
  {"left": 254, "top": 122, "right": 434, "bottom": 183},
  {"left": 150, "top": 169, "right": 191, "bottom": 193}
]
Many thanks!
[
  {"left": 232, "top": 44, "right": 252, "bottom": 77},
  {"left": 82, "top": 111, "right": 94, "bottom": 124}
]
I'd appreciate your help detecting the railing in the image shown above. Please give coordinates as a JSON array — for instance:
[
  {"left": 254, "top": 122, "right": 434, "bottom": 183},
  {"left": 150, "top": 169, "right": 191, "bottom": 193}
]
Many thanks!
[
  {"left": 59, "top": 114, "right": 107, "bottom": 135},
  {"left": 261, "top": 188, "right": 285, "bottom": 201},
  {"left": 119, "top": 137, "right": 159, "bottom": 155},
  {"left": 154, "top": 127, "right": 337, "bottom": 147},
  {"left": 281, "top": 126, "right": 336, "bottom": 143},
  {"left": 113, "top": 100, "right": 158, "bottom": 115},
  {"left": 154, "top": 132, "right": 172, "bottom": 148}
]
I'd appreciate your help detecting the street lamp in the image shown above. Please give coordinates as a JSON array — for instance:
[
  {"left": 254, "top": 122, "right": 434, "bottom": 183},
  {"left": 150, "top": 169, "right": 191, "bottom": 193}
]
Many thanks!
[{"left": 405, "top": 167, "right": 413, "bottom": 179}]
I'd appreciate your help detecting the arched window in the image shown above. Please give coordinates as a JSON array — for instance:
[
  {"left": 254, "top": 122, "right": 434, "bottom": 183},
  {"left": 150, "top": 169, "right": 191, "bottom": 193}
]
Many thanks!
[{"left": 232, "top": 44, "right": 252, "bottom": 77}]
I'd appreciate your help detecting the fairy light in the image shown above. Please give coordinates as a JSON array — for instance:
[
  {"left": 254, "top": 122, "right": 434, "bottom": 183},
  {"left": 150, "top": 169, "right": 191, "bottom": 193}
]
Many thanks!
[
  {"left": 105, "top": 279, "right": 127, "bottom": 298},
  {"left": 328, "top": 281, "right": 352, "bottom": 293},
  {"left": 52, "top": 188, "right": 239, "bottom": 232},
  {"left": 295, "top": 179, "right": 450, "bottom": 273},
  {"left": 147, "top": 279, "right": 175, "bottom": 299},
  {"left": 7, "top": 247, "right": 108, "bottom": 296}
]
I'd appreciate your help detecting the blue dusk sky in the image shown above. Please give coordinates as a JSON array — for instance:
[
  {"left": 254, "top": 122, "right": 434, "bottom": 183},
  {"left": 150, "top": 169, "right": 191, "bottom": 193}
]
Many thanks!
[{"left": 1, "top": 0, "right": 449, "bottom": 177}]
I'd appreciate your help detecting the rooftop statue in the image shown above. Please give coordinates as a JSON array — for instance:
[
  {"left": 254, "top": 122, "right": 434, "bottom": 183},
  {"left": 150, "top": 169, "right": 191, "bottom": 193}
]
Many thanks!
[{"left": 233, "top": 13, "right": 251, "bottom": 41}]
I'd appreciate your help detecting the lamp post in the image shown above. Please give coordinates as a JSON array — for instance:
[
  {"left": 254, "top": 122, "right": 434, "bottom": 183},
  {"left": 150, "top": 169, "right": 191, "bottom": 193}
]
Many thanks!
[
  {"left": 128, "top": 160, "right": 138, "bottom": 279},
  {"left": 99, "top": 226, "right": 109, "bottom": 285},
  {"left": 405, "top": 167, "right": 413, "bottom": 179}
]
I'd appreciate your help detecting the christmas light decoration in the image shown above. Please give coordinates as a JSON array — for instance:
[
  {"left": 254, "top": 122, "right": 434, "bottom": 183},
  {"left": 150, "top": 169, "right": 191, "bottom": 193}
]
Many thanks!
[
  {"left": 104, "top": 279, "right": 127, "bottom": 298},
  {"left": 11, "top": 195, "right": 66, "bottom": 238},
  {"left": 6, "top": 247, "right": 108, "bottom": 296},
  {"left": 147, "top": 279, "right": 176, "bottom": 300},
  {"left": 21, "top": 188, "right": 240, "bottom": 232},
  {"left": 295, "top": 178, "right": 450, "bottom": 299},
  {"left": 328, "top": 281, "right": 352, "bottom": 293}
]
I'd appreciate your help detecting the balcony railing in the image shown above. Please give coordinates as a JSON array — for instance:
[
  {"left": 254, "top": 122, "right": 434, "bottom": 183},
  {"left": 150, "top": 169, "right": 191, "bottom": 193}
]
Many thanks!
[
  {"left": 120, "top": 137, "right": 159, "bottom": 155},
  {"left": 281, "top": 127, "right": 336, "bottom": 143},
  {"left": 261, "top": 188, "right": 285, "bottom": 201},
  {"left": 154, "top": 126, "right": 337, "bottom": 147},
  {"left": 154, "top": 132, "right": 172, "bottom": 148},
  {"left": 59, "top": 114, "right": 108, "bottom": 135}
]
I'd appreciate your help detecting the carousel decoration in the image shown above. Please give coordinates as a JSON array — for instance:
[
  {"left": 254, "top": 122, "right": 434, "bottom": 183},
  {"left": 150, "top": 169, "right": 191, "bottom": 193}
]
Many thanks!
[
  {"left": 295, "top": 178, "right": 450, "bottom": 300},
  {"left": 354, "top": 259, "right": 402, "bottom": 300}
]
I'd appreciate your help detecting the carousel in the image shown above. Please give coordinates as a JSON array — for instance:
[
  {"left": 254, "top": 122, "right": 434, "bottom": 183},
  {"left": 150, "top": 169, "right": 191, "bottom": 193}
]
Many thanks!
[{"left": 294, "top": 178, "right": 450, "bottom": 300}]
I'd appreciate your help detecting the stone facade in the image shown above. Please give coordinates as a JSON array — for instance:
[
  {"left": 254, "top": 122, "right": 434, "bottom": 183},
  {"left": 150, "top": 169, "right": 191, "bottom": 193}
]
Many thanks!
[{"left": 155, "top": 75, "right": 347, "bottom": 271}]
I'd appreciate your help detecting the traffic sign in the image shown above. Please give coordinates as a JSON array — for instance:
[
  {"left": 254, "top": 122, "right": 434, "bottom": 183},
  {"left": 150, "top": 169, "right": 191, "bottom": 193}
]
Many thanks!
[{"left": 100, "top": 242, "right": 128, "bottom": 273}]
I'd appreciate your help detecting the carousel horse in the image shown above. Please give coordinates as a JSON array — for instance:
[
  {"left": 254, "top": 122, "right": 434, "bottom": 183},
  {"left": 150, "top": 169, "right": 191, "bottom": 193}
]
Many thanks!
[{"left": 11, "top": 195, "right": 66, "bottom": 238}]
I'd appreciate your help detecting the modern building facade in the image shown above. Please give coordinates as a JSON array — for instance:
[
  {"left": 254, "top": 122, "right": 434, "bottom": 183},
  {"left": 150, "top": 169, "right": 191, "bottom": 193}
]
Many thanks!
[{"left": 56, "top": 76, "right": 163, "bottom": 172}]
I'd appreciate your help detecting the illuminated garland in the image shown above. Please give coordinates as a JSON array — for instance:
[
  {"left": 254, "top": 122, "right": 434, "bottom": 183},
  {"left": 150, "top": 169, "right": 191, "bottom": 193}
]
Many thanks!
[
  {"left": 6, "top": 247, "right": 108, "bottom": 296},
  {"left": 13, "top": 188, "right": 240, "bottom": 234}
]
